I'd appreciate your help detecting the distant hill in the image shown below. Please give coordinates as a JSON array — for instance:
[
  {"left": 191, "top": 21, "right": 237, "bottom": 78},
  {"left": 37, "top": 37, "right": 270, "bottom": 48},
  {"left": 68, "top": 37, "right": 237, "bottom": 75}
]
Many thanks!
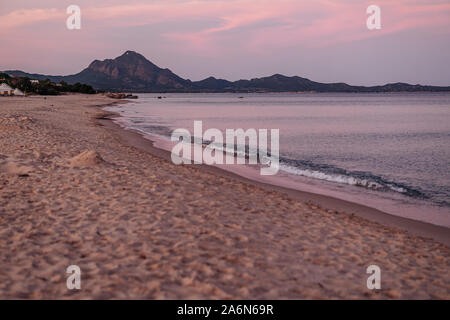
[{"left": 4, "top": 51, "right": 450, "bottom": 92}]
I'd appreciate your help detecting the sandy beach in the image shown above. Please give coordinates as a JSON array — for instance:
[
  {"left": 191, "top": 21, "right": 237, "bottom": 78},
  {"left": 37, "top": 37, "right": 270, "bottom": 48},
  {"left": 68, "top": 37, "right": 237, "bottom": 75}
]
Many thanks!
[{"left": 0, "top": 94, "right": 448, "bottom": 299}]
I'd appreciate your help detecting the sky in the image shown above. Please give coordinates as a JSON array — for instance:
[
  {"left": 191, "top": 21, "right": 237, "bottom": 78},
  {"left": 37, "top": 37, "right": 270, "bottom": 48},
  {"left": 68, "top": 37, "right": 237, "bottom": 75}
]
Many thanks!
[{"left": 0, "top": 0, "right": 449, "bottom": 86}]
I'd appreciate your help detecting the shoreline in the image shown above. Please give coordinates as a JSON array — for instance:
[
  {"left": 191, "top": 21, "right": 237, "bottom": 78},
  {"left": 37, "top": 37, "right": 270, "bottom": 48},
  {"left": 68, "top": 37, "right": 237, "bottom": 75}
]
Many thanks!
[
  {"left": 98, "top": 107, "right": 450, "bottom": 247},
  {"left": 1, "top": 94, "right": 448, "bottom": 299}
]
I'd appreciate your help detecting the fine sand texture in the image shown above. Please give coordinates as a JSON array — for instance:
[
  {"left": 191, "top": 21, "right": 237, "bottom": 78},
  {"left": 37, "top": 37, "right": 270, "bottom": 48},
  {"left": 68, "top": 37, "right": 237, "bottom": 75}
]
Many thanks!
[{"left": 0, "top": 94, "right": 448, "bottom": 299}]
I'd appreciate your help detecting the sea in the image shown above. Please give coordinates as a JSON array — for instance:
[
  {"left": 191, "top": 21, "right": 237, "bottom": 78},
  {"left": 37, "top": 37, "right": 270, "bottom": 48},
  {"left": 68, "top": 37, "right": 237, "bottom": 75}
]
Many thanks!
[{"left": 105, "top": 92, "right": 450, "bottom": 227}]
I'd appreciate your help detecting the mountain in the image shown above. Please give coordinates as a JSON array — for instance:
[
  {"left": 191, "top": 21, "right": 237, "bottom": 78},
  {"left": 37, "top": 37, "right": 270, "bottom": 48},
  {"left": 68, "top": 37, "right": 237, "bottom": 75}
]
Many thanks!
[
  {"left": 6, "top": 51, "right": 189, "bottom": 91},
  {"left": 77, "top": 51, "right": 190, "bottom": 91},
  {"left": 4, "top": 51, "right": 450, "bottom": 92}
]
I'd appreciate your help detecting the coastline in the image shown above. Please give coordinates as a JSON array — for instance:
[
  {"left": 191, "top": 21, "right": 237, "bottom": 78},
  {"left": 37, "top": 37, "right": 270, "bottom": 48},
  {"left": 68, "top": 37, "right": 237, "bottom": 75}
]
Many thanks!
[
  {"left": 98, "top": 108, "right": 450, "bottom": 247},
  {"left": 0, "top": 94, "right": 448, "bottom": 299}
]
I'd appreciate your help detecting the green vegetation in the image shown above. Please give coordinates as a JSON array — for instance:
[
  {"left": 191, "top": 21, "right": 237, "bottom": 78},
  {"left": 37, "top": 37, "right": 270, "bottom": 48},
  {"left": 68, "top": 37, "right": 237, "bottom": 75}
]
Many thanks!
[{"left": 0, "top": 73, "right": 96, "bottom": 95}]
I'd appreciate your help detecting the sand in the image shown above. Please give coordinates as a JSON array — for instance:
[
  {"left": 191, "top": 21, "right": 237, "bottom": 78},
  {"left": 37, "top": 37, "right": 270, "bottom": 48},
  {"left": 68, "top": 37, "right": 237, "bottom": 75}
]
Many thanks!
[{"left": 0, "top": 94, "right": 448, "bottom": 299}]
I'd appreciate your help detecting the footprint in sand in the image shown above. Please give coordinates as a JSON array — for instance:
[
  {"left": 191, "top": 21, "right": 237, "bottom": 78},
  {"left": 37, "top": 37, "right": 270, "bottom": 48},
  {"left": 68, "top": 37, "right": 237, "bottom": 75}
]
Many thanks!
[
  {"left": 68, "top": 150, "right": 107, "bottom": 168},
  {"left": 0, "top": 158, "right": 34, "bottom": 177}
]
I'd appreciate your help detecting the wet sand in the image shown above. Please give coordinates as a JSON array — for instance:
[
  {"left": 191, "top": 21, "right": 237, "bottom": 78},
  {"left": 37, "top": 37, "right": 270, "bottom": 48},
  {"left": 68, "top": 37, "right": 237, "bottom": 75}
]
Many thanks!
[{"left": 0, "top": 94, "right": 448, "bottom": 299}]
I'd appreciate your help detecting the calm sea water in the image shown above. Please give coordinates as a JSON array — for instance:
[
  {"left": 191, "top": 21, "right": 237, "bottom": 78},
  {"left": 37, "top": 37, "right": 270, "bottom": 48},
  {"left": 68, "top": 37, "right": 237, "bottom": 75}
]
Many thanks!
[{"left": 105, "top": 93, "right": 450, "bottom": 227}]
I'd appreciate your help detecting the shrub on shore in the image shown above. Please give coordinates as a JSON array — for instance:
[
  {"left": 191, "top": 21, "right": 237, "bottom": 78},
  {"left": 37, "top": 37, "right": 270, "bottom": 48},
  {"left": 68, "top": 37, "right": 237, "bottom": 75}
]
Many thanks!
[{"left": 0, "top": 73, "right": 97, "bottom": 95}]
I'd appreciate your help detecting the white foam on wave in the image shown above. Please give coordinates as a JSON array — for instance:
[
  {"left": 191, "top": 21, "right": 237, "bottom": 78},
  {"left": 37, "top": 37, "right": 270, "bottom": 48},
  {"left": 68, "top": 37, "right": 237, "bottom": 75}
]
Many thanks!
[{"left": 279, "top": 163, "right": 407, "bottom": 193}]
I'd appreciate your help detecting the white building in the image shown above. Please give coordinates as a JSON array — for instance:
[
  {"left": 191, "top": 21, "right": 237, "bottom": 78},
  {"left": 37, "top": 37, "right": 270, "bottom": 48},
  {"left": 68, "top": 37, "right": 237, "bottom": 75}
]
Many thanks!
[
  {"left": 13, "top": 88, "right": 25, "bottom": 96},
  {"left": 0, "top": 83, "right": 13, "bottom": 95}
]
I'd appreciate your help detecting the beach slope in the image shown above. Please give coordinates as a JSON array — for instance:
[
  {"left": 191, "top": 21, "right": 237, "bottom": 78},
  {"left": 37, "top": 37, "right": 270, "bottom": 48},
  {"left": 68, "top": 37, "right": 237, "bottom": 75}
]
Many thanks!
[{"left": 0, "top": 95, "right": 448, "bottom": 299}]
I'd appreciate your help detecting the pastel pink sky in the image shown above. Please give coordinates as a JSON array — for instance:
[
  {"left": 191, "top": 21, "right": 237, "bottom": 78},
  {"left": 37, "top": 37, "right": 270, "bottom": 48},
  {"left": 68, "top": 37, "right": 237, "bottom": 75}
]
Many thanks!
[{"left": 1, "top": 0, "right": 449, "bottom": 85}]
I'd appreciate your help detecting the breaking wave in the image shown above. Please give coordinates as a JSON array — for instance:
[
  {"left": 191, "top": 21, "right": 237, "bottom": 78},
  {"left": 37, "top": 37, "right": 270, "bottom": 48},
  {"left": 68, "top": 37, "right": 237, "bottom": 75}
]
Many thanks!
[{"left": 279, "top": 158, "right": 425, "bottom": 198}]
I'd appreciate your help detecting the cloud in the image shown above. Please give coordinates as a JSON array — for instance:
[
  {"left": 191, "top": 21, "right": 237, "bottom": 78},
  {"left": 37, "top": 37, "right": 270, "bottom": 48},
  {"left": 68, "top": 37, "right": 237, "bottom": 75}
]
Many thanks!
[
  {"left": 1, "top": 0, "right": 449, "bottom": 55},
  {"left": 0, "top": 8, "right": 64, "bottom": 29}
]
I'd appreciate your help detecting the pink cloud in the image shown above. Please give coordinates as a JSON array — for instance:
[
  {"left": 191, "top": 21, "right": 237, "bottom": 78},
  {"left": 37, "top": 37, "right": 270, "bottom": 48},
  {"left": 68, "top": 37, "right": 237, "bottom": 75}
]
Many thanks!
[
  {"left": 1, "top": 0, "right": 449, "bottom": 60},
  {"left": 151, "top": 0, "right": 450, "bottom": 52},
  {"left": 0, "top": 8, "right": 64, "bottom": 29}
]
